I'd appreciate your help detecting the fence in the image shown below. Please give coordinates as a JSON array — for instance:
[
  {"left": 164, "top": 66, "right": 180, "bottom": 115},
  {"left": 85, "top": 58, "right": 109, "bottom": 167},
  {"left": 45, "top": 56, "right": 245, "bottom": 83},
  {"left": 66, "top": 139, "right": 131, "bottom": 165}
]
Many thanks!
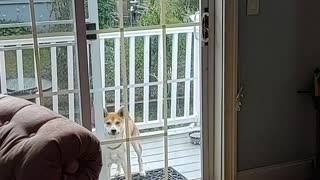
[{"left": 0, "top": 26, "right": 200, "bottom": 131}]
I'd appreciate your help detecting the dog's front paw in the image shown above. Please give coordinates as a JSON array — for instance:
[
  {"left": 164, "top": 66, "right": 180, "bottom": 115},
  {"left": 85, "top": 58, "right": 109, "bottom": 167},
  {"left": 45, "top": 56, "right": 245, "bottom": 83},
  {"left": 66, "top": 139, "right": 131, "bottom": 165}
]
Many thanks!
[
  {"left": 114, "top": 170, "right": 121, "bottom": 177},
  {"left": 139, "top": 170, "right": 146, "bottom": 177}
]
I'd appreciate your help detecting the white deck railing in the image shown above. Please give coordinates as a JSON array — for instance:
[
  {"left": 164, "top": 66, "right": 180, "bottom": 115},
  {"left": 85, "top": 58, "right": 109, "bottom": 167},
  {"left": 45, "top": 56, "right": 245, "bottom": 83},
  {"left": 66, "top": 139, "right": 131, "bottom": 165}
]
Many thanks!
[{"left": 0, "top": 26, "right": 201, "bottom": 130}]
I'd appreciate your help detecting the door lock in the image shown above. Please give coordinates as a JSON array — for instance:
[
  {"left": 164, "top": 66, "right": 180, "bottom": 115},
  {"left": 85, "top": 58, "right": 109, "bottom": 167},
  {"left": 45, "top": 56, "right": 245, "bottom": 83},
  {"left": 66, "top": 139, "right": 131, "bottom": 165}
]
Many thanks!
[{"left": 236, "top": 85, "right": 244, "bottom": 112}]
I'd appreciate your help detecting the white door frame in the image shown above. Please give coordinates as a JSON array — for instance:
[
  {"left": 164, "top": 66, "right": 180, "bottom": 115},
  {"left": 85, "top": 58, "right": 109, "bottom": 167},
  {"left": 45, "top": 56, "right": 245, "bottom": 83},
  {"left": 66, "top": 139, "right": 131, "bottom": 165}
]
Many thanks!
[{"left": 201, "top": 0, "right": 238, "bottom": 179}]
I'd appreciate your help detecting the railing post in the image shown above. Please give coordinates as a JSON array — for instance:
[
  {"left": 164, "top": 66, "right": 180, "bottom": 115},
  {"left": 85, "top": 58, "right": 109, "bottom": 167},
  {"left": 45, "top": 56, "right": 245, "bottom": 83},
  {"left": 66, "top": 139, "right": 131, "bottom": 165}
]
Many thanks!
[
  {"left": 193, "top": 27, "right": 201, "bottom": 126},
  {"left": 88, "top": 0, "right": 105, "bottom": 138},
  {"left": 171, "top": 33, "right": 179, "bottom": 120},
  {"left": 91, "top": 39, "right": 105, "bottom": 137},
  {"left": 114, "top": 38, "right": 121, "bottom": 110},
  {"left": 33, "top": 60, "right": 40, "bottom": 105},
  {"left": 143, "top": 36, "right": 150, "bottom": 124},
  {"left": 51, "top": 45, "right": 59, "bottom": 113},
  {"left": 184, "top": 33, "right": 192, "bottom": 117},
  {"left": 129, "top": 37, "right": 135, "bottom": 118},
  {"left": 0, "top": 48, "right": 6, "bottom": 94},
  {"left": 157, "top": 35, "right": 164, "bottom": 122},
  {"left": 29, "top": 0, "right": 44, "bottom": 105},
  {"left": 67, "top": 45, "right": 75, "bottom": 121},
  {"left": 17, "top": 46, "right": 24, "bottom": 90},
  {"left": 88, "top": 0, "right": 108, "bottom": 178},
  {"left": 100, "top": 39, "right": 106, "bottom": 109}
]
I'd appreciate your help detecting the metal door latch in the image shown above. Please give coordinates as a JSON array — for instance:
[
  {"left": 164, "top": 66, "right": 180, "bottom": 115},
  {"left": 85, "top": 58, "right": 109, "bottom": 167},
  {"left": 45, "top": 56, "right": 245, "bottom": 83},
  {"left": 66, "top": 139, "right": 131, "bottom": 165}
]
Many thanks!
[
  {"left": 236, "top": 86, "right": 244, "bottom": 112},
  {"left": 86, "top": 23, "right": 97, "bottom": 40},
  {"left": 202, "top": 8, "right": 209, "bottom": 45}
]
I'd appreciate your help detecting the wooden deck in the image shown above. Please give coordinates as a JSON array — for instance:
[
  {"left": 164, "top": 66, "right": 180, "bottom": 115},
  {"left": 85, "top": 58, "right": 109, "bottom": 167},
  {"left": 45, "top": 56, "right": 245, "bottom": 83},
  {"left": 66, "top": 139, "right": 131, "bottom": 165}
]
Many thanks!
[{"left": 101, "top": 132, "right": 201, "bottom": 180}]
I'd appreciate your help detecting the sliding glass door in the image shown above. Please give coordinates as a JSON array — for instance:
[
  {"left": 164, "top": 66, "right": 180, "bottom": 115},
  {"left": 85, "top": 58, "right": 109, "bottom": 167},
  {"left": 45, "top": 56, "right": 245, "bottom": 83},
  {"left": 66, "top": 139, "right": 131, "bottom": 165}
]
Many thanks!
[{"left": 0, "top": 0, "right": 208, "bottom": 179}]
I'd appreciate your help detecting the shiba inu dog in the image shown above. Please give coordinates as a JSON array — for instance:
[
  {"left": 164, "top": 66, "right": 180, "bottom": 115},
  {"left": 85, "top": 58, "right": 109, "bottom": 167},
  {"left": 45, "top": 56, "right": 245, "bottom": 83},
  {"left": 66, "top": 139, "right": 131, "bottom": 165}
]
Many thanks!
[{"left": 104, "top": 106, "right": 145, "bottom": 179}]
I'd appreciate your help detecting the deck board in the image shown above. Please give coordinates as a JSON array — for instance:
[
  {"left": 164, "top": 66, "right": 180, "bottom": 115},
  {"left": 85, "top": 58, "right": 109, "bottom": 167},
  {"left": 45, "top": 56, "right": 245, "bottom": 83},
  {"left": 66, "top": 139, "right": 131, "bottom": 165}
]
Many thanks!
[{"left": 101, "top": 132, "right": 201, "bottom": 179}]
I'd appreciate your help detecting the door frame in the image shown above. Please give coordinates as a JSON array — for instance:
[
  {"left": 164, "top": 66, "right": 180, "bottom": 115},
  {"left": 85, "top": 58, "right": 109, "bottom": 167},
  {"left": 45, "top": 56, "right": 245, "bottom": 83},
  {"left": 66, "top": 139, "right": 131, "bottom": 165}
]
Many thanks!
[
  {"left": 73, "top": 0, "right": 93, "bottom": 130},
  {"left": 200, "top": 0, "right": 214, "bottom": 178},
  {"left": 201, "top": 0, "right": 239, "bottom": 179},
  {"left": 224, "top": 0, "right": 239, "bottom": 179}
]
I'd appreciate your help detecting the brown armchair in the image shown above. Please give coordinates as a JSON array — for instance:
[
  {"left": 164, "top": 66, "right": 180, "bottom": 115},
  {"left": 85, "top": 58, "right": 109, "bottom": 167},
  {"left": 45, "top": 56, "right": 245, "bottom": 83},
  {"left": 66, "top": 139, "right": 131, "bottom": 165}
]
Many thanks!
[{"left": 0, "top": 95, "right": 102, "bottom": 180}]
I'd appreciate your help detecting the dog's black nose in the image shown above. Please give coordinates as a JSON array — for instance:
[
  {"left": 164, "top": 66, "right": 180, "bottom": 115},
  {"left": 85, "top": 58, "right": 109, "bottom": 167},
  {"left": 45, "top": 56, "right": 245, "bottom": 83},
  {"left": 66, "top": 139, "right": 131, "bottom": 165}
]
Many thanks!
[{"left": 111, "top": 129, "right": 117, "bottom": 134}]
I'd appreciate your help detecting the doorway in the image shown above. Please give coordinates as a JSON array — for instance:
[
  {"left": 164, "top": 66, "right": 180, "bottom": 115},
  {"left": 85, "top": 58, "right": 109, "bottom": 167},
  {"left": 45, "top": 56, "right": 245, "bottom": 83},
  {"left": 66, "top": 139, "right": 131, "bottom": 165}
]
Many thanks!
[{"left": 224, "top": 1, "right": 320, "bottom": 180}]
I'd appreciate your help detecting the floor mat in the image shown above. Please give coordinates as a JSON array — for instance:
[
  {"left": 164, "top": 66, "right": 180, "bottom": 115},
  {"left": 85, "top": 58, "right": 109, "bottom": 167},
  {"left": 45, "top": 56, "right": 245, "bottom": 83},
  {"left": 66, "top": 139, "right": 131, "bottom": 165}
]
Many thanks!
[{"left": 111, "top": 167, "right": 187, "bottom": 180}]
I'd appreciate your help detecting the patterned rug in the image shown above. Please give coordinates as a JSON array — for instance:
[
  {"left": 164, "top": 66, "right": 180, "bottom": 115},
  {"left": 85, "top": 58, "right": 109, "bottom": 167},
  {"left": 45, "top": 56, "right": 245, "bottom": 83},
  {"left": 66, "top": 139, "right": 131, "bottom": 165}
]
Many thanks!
[{"left": 111, "top": 167, "right": 187, "bottom": 180}]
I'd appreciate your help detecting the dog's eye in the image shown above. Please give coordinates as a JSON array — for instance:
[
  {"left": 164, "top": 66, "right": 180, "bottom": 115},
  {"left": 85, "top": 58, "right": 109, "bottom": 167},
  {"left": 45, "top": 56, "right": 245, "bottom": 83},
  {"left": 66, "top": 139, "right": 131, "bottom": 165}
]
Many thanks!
[
  {"left": 115, "top": 121, "right": 120, "bottom": 125},
  {"left": 106, "top": 122, "right": 111, "bottom": 125}
]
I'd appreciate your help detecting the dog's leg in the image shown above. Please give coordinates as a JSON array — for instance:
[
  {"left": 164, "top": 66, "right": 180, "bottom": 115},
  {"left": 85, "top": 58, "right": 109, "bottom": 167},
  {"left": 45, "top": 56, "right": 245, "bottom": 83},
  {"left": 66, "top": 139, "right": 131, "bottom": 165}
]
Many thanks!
[
  {"left": 132, "top": 141, "right": 146, "bottom": 176},
  {"left": 106, "top": 163, "right": 112, "bottom": 180},
  {"left": 114, "top": 162, "right": 121, "bottom": 177},
  {"left": 120, "top": 157, "right": 128, "bottom": 180}
]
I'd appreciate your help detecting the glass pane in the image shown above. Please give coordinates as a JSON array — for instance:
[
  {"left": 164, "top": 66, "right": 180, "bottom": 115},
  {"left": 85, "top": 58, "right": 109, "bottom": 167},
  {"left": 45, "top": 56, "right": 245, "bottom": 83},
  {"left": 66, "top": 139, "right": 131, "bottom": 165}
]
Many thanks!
[
  {"left": 96, "top": 0, "right": 161, "bottom": 30},
  {"left": 176, "top": 82, "right": 185, "bottom": 117},
  {"left": 134, "top": 87, "right": 143, "bottom": 123},
  {"left": 47, "top": 0, "right": 73, "bottom": 21},
  {"left": 0, "top": 0, "right": 83, "bottom": 126},
  {"left": 36, "top": 0, "right": 74, "bottom": 34},
  {"left": 168, "top": 132, "right": 201, "bottom": 179},
  {"left": 0, "top": 1, "right": 30, "bottom": 23},
  {"left": 126, "top": 0, "right": 161, "bottom": 28},
  {"left": 97, "top": 0, "right": 119, "bottom": 29},
  {"left": 0, "top": 0, "right": 74, "bottom": 36},
  {"left": 165, "top": 0, "right": 200, "bottom": 25},
  {"left": 0, "top": 1, "right": 39, "bottom": 103},
  {"left": 149, "top": 85, "right": 158, "bottom": 121},
  {"left": 92, "top": 0, "right": 201, "bottom": 177},
  {"left": 149, "top": 35, "right": 159, "bottom": 82},
  {"left": 167, "top": 26, "right": 201, "bottom": 179}
]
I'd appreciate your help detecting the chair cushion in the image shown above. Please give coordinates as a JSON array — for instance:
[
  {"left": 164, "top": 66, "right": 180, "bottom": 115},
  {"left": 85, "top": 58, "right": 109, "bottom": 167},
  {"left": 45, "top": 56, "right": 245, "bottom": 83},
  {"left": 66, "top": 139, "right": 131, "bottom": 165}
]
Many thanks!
[{"left": 0, "top": 95, "right": 102, "bottom": 180}]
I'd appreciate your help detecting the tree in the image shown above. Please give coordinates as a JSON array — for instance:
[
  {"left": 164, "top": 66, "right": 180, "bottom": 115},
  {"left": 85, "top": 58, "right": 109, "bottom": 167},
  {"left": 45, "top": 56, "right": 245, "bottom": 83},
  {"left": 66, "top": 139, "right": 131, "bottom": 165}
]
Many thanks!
[
  {"left": 139, "top": 0, "right": 198, "bottom": 25},
  {"left": 98, "top": 0, "right": 118, "bottom": 29}
]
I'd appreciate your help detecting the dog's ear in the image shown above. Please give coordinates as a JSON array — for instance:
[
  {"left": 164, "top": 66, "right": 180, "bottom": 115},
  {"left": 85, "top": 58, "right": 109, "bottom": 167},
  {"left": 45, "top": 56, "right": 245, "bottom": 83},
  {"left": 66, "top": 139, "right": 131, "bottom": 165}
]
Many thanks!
[
  {"left": 103, "top": 108, "right": 108, "bottom": 117},
  {"left": 117, "top": 106, "right": 126, "bottom": 117}
]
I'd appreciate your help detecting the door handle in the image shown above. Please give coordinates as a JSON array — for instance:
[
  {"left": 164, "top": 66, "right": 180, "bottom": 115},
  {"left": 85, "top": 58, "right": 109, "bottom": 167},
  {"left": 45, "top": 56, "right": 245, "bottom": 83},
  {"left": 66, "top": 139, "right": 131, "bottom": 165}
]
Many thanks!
[
  {"left": 297, "top": 68, "right": 320, "bottom": 96},
  {"left": 315, "top": 68, "right": 320, "bottom": 97},
  {"left": 201, "top": 8, "right": 209, "bottom": 45},
  {"left": 297, "top": 90, "right": 313, "bottom": 94}
]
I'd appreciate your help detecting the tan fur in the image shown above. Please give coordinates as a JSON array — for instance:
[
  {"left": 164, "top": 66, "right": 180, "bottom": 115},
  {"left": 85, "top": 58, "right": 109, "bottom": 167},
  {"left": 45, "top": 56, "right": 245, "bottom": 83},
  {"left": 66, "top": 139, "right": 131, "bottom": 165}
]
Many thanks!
[
  {"left": 103, "top": 107, "right": 145, "bottom": 178},
  {"left": 105, "top": 112, "right": 140, "bottom": 137}
]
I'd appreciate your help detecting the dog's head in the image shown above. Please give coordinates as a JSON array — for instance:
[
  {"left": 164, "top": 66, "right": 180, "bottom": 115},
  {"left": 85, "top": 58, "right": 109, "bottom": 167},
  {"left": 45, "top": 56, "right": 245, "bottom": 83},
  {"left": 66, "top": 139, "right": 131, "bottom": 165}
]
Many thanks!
[{"left": 104, "top": 106, "right": 125, "bottom": 136}]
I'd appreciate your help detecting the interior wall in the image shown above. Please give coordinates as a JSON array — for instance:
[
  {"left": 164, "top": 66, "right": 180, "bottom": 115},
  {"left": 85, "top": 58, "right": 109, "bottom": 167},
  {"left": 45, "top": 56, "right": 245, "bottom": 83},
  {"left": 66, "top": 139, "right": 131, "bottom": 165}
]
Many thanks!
[{"left": 238, "top": 0, "right": 320, "bottom": 171}]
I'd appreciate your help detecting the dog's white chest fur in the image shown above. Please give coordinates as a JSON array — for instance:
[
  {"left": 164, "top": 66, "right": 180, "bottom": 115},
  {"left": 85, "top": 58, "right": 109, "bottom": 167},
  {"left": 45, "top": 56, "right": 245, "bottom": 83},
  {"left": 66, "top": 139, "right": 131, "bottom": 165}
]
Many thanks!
[
  {"left": 111, "top": 151, "right": 119, "bottom": 161},
  {"left": 105, "top": 144, "right": 125, "bottom": 163}
]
